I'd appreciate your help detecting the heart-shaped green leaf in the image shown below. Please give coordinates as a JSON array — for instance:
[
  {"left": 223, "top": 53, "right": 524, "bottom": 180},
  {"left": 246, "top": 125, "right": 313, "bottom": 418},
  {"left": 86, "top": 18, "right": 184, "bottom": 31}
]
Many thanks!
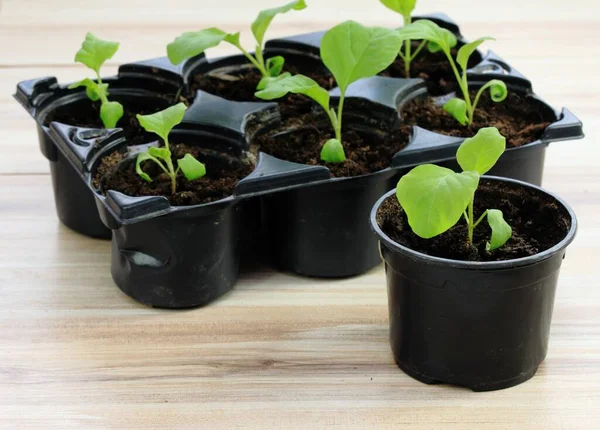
[
  {"left": 251, "top": 0, "right": 306, "bottom": 47},
  {"left": 148, "top": 146, "right": 171, "bottom": 162},
  {"left": 379, "top": 0, "right": 417, "bottom": 18},
  {"left": 136, "top": 103, "right": 187, "bottom": 143},
  {"left": 320, "top": 138, "right": 346, "bottom": 164},
  {"left": 321, "top": 21, "right": 402, "bottom": 93},
  {"left": 167, "top": 28, "right": 239, "bottom": 65},
  {"left": 177, "top": 153, "right": 207, "bottom": 181},
  {"left": 255, "top": 74, "right": 330, "bottom": 112},
  {"left": 68, "top": 78, "right": 108, "bottom": 102},
  {"left": 456, "top": 37, "right": 494, "bottom": 72},
  {"left": 396, "top": 164, "right": 480, "bottom": 239},
  {"left": 456, "top": 127, "right": 506, "bottom": 175},
  {"left": 100, "top": 101, "right": 123, "bottom": 129},
  {"left": 396, "top": 20, "right": 457, "bottom": 55},
  {"left": 443, "top": 98, "right": 468, "bottom": 126},
  {"left": 74, "top": 33, "right": 120, "bottom": 74},
  {"left": 486, "top": 209, "right": 512, "bottom": 250},
  {"left": 136, "top": 152, "right": 156, "bottom": 182}
]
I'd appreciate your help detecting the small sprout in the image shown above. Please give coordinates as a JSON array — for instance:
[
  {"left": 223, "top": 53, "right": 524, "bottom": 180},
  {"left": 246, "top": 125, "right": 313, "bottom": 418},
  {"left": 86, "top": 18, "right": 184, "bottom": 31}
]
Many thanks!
[
  {"left": 68, "top": 33, "right": 124, "bottom": 128},
  {"left": 379, "top": 0, "right": 427, "bottom": 78},
  {"left": 396, "top": 20, "right": 508, "bottom": 127},
  {"left": 167, "top": 0, "right": 306, "bottom": 88},
  {"left": 396, "top": 127, "right": 512, "bottom": 251},
  {"left": 135, "top": 103, "right": 206, "bottom": 195},
  {"left": 255, "top": 21, "right": 402, "bottom": 164}
]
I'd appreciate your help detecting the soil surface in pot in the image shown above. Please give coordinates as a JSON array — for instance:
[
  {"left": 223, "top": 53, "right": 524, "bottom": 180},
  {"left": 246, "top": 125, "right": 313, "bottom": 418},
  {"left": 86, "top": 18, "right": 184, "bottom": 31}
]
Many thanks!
[
  {"left": 99, "top": 144, "right": 254, "bottom": 206},
  {"left": 45, "top": 96, "right": 173, "bottom": 145},
  {"left": 381, "top": 45, "right": 481, "bottom": 96},
  {"left": 377, "top": 180, "right": 571, "bottom": 261},
  {"left": 252, "top": 107, "right": 410, "bottom": 177},
  {"left": 399, "top": 91, "right": 555, "bottom": 147},
  {"left": 190, "top": 60, "right": 335, "bottom": 119}
]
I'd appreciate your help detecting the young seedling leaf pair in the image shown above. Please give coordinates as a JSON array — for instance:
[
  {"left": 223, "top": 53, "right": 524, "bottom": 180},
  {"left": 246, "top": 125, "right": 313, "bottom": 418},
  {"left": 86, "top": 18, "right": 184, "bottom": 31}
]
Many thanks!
[
  {"left": 167, "top": 0, "right": 306, "bottom": 89},
  {"left": 69, "top": 33, "right": 124, "bottom": 128},
  {"left": 135, "top": 103, "right": 206, "bottom": 195},
  {"left": 396, "top": 20, "right": 508, "bottom": 127},
  {"left": 396, "top": 127, "right": 512, "bottom": 251},
  {"left": 378, "top": 0, "right": 425, "bottom": 78},
  {"left": 255, "top": 21, "right": 403, "bottom": 164}
]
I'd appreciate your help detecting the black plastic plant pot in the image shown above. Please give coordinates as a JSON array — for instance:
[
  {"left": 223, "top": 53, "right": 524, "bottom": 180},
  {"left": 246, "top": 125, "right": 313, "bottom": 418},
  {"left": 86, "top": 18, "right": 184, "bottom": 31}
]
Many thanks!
[
  {"left": 14, "top": 58, "right": 183, "bottom": 238},
  {"left": 370, "top": 178, "right": 577, "bottom": 391}
]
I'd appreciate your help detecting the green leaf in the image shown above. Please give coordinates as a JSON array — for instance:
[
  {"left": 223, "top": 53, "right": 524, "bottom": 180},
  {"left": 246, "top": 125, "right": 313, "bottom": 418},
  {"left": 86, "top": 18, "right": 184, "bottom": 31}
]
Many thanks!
[
  {"left": 396, "top": 19, "right": 457, "bottom": 55},
  {"left": 320, "top": 138, "right": 346, "bottom": 164},
  {"left": 177, "top": 154, "right": 207, "bottom": 180},
  {"left": 486, "top": 79, "right": 508, "bottom": 102},
  {"left": 255, "top": 74, "right": 330, "bottom": 112},
  {"left": 456, "top": 127, "right": 506, "bottom": 175},
  {"left": 443, "top": 98, "right": 468, "bottom": 126},
  {"left": 486, "top": 209, "right": 512, "bottom": 251},
  {"left": 148, "top": 146, "right": 171, "bottom": 162},
  {"left": 396, "top": 165, "right": 480, "bottom": 239},
  {"left": 456, "top": 37, "right": 494, "bottom": 71},
  {"left": 379, "top": 0, "right": 417, "bottom": 18},
  {"left": 136, "top": 152, "right": 155, "bottom": 182},
  {"left": 136, "top": 103, "right": 187, "bottom": 142},
  {"left": 74, "top": 33, "right": 119, "bottom": 74},
  {"left": 266, "top": 56, "right": 285, "bottom": 77},
  {"left": 251, "top": 0, "right": 307, "bottom": 47},
  {"left": 256, "top": 71, "right": 292, "bottom": 91},
  {"left": 321, "top": 21, "right": 403, "bottom": 93},
  {"left": 167, "top": 28, "right": 239, "bottom": 65},
  {"left": 100, "top": 101, "right": 124, "bottom": 128},
  {"left": 68, "top": 78, "right": 108, "bottom": 102}
]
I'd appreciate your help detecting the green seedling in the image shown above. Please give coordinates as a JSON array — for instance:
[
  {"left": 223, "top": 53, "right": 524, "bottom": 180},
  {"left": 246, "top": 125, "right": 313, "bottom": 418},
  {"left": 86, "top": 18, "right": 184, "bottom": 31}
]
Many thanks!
[
  {"left": 396, "top": 20, "right": 508, "bottom": 127},
  {"left": 396, "top": 127, "right": 512, "bottom": 250},
  {"left": 379, "top": 0, "right": 430, "bottom": 78},
  {"left": 68, "top": 33, "right": 124, "bottom": 128},
  {"left": 255, "top": 20, "right": 402, "bottom": 163},
  {"left": 135, "top": 103, "right": 206, "bottom": 195},
  {"left": 167, "top": 0, "right": 306, "bottom": 89}
]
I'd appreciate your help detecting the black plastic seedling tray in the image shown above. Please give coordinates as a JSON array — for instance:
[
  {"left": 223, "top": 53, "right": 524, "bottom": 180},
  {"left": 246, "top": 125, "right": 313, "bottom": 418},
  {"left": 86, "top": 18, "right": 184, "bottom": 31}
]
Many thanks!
[{"left": 15, "top": 14, "right": 583, "bottom": 307}]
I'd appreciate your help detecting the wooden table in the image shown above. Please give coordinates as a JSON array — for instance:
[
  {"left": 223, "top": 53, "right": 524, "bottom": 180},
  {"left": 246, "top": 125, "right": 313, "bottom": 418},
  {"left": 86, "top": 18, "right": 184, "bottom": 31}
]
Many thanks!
[{"left": 1, "top": 0, "right": 599, "bottom": 428}]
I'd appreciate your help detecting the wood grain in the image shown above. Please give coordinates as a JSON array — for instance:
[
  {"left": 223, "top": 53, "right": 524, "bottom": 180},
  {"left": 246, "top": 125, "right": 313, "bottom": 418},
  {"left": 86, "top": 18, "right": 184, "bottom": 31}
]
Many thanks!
[{"left": 0, "top": 0, "right": 599, "bottom": 428}]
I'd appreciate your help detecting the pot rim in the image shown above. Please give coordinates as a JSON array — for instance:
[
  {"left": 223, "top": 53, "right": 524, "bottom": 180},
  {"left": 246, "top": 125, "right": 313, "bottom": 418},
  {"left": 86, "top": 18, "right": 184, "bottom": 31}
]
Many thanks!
[{"left": 370, "top": 175, "right": 578, "bottom": 270}]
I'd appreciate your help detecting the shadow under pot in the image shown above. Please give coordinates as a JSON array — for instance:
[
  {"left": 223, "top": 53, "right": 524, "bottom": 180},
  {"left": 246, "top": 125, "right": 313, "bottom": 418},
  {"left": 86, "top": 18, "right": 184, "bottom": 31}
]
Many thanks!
[
  {"left": 183, "top": 50, "right": 334, "bottom": 119},
  {"left": 370, "top": 177, "right": 577, "bottom": 391},
  {"left": 34, "top": 83, "right": 175, "bottom": 239},
  {"left": 396, "top": 83, "right": 565, "bottom": 186},
  {"left": 255, "top": 104, "right": 410, "bottom": 277},
  {"left": 94, "top": 130, "right": 256, "bottom": 308}
]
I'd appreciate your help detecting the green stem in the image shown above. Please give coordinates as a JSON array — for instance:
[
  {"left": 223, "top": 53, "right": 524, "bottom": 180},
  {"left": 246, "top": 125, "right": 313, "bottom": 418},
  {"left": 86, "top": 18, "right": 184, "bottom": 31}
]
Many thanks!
[
  {"left": 473, "top": 209, "right": 488, "bottom": 229},
  {"left": 335, "top": 93, "right": 345, "bottom": 142},
  {"left": 410, "top": 40, "right": 427, "bottom": 62},
  {"left": 403, "top": 15, "right": 412, "bottom": 78},
  {"left": 238, "top": 45, "right": 268, "bottom": 77},
  {"left": 163, "top": 137, "right": 177, "bottom": 195},
  {"left": 470, "top": 82, "right": 495, "bottom": 122},
  {"left": 95, "top": 71, "right": 108, "bottom": 104},
  {"left": 467, "top": 198, "right": 475, "bottom": 245},
  {"left": 444, "top": 51, "right": 473, "bottom": 126}
]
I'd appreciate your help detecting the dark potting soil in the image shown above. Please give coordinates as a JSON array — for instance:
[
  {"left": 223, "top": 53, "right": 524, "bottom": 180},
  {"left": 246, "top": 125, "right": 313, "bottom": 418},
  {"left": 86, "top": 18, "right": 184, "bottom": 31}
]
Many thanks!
[
  {"left": 190, "top": 60, "right": 335, "bottom": 119},
  {"left": 253, "top": 108, "right": 410, "bottom": 177},
  {"left": 380, "top": 45, "right": 481, "bottom": 96},
  {"left": 44, "top": 97, "right": 173, "bottom": 145},
  {"left": 399, "top": 91, "right": 555, "bottom": 147},
  {"left": 377, "top": 180, "right": 571, "bottom": 262},
  {"left": 99, "top": 143, "right": 254, "bottom": 206}
]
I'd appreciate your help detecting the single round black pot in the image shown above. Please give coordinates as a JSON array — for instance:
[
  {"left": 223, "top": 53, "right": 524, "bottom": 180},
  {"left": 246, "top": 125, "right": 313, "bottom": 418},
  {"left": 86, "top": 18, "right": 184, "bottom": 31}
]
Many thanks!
[
  {"left": 370, "top": 177, "right": 577, "bottom": 391},
  {"left": 262, "top": 169, "right": 398, "bottom": 277}
]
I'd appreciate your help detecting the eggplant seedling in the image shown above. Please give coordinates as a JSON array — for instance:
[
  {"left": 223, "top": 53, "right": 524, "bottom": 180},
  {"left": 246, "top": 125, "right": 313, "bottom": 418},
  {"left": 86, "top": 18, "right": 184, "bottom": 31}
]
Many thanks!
[
  {"left": 255, "top": 20, "right": 402, "bottom": 163},
  {"left": 396, "top": 127, "right": 512, "bottom": 250},
  {"left": 379, "top": 0, "right": 430, "bottom": 78},
  {"left": 167, "top": 0, "right": 306, "bottom": 90},
  {"left": 396, "top": 20, "right": 508, "bottom": 127},
  {"left": 135, "top": 103, "right": 206, "bottom": 195},
  {"left": 68, "top": 33, "right": 124, "bottom": 128}
]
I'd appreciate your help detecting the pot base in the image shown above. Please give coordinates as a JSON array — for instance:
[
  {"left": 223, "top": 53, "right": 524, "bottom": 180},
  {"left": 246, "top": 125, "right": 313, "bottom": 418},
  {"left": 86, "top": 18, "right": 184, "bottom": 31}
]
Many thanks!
[{"left": 393, "top": 354, "right": 539, "bottom": 392}]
